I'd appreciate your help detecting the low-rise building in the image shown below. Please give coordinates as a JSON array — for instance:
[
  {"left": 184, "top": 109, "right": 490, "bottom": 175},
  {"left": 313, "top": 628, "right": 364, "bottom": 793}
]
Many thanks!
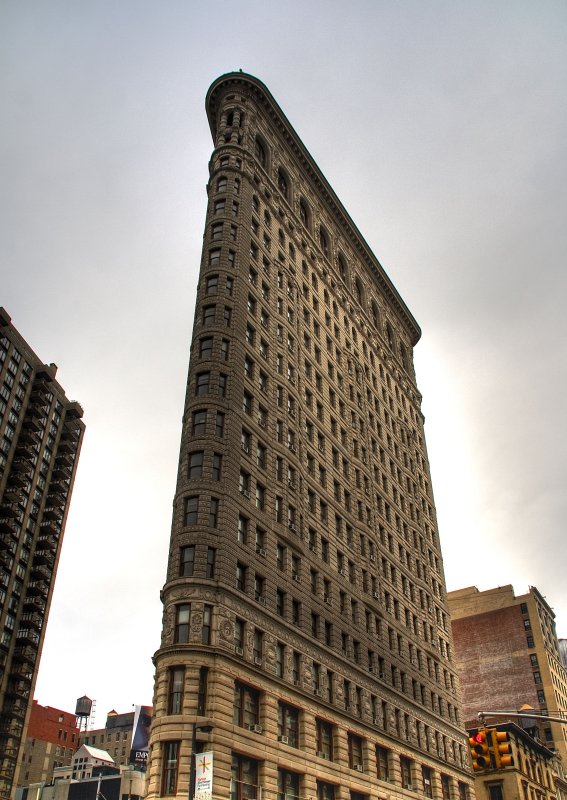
[
  {"left": 18, "top": 701, "right": 78, "bottom": 786},
  {"left": 469, "top": 722, "right": 567, "bottom": 800},
  {"left": 448, "top": 585, "right": 567, "bottom": 766},
  {"left": 78, "top": 707, "right": 151, "bottom": 770}
]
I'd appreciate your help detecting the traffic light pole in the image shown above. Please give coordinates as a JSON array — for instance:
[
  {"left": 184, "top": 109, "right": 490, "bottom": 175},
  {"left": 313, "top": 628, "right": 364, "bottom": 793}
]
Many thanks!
[{"left": 478, "top": 710, "right": 567, "bottom": 725}]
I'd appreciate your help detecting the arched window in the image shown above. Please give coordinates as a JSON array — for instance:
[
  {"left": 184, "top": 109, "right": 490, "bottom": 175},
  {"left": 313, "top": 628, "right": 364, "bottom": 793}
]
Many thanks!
[
  {"left": 386, "top": 323, "right": 396, "bottom": 353},
  {"left": 254, "top": 137, "right": 267, "bottom": 168},
  {"left": 337, "top": 253, "right": 348, "bottom": 283},
  {"left": 277, "top": 168, "right": 289, "bottom": 200},
  {"left": 299, "top": 198, "right": 310, "bottom": 229},
  {"left": 319, "top": 226, "right": 329, "bottom": 257},
  {"left": 226, "top": 110, "right": 234, "bottom": 127},
  {"left": 399, "top": 342, "right": 408, "bottom": 369},
  {"left": 354, "top": 276, "right": 364, "bottom": 305}
]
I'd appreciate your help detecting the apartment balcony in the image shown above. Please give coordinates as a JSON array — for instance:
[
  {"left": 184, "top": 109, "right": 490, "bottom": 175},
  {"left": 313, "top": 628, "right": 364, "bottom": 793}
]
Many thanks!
[
  {"left": 2, "top": 696, "right": 28, "bottom": 720},
  {"left": 0, "top": 519, "right": 18, "bottom": 537},
  {"left": 0, "top": 715, "right": 24, "bottom": 737},
  {"left": 39, "top": 519, "right": 60, "bottom": 536},
  {"left": 10, "top": 457, "right": 34, "bottom": 477},
  {"left": 0, "top": 503, "right": 19, "bottom": 519},
  {"left": 13, "top": 644, "right": 37, "bottom": 668},
  {"left": 43, "top": 506, "right": 62, "bottom": 523},
  {"left": 21, "top": 611, "right": 43, "bottom": 630},
  {"left": 0, "top": 529, "right": 16, "bottom": 548},
  {"left": 18, "top": 428, "right": 40, "bottom": 446},
  {"left": 21, "top": 413, "right": 44, "bottom": 433},
  {"left": 33, "top": 549, "right": 55, "bottom": 569},
  {"left": 6, "top": 473, "right": 26, "bottom": 488},
  {"left": 4, "top": 678, "right": 31, "bottom": 699},
  {"left": 48, "top": 479, "right": 69, "bottom": 495},
  {"left": 26, "top": 580, "right": 49, "bottom": 598},
  {"left": 36, "top": 533, "right": 57, "bottom": 553},
  {"left": 10, "top": 662, "right": 34, "bottom": 681},
  {"left": 0, "top": 739, "right": 18, "bottom": 759},
  {"left": 46, "top": 491, "right": 66, "bottom": 507},
  {"left": 30, "top": 562, "right": 51, "bottom": 581},
  {"left": 0, "top": 762, "right": 16, "bottom": 783},
  {"left": 52, "top": 469, "right": 71, "bottom": 485},
  {"left": 54, "top": 452, "right": 74, "bottom": 468}
]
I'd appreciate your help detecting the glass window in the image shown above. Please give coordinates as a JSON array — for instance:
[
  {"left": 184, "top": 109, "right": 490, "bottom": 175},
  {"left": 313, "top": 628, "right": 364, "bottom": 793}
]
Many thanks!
[
  {"left": 209, "top": 498, "right": 219, "bottom": 528},
  {"left": 161, "top": 741, "right": 180, "bottom": 795},
  {"left": 168, "top": 667, "right": 184, "bottom": 714},
  {"left": 195, "top": 372, "right": 210, "bottom": 396},
  {"left": 199, "top": 337, "right": 213, "bottom": 359},
  {"left": 184, "top": 497, "right": 198, "bottom": 526},
  {"left": 206, "top": 546, "right": 216, "bottom": 577},
  {"left": 316, "top": 719, "right": 333, "bottom": 760},
  {"left": 278, "top": 770, "right": 300, "bottom": 800},
  {"left": 174, "top": 604, "right": 190, "bottom": 643},
  {"left": 192, "top": 410, "right": 207, "bottom": 436},
  {"left": 188, "top": 451, "right": 204, "bottom": 479},
  {"left": 180, "top": 545, "right": 195, "bottom": 576},
  {"left": 317, "top": 782, "right": 335, "bottom": 800},
  {"left": 278, "top": 703, "right": 299, "bottom": 747},
  {"left": 376, "top": 746, "right": 389, "bottom": 781},
  {"left": 233, "top": 682, "right": 259, "bottom": 727},
  {"left": 231, "top": 754, "right": 259, "bottom": 800}
]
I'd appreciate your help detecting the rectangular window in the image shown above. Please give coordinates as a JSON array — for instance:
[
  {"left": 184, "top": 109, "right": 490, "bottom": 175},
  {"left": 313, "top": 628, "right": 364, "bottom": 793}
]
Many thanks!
[
  {"left": 202, "top": 604, "right": 212, "bottom": 644},
  {"left": 197, "top": 666, "right": 208, "bottom": 715},
  {"left": 206, "top": 546, "right": 216, "bottom": 578},
  {"left": 195, "top": 373, "right": 210, "bottom": 396},
  {"left": 236, "top": 562, "right": 247, "bottom": 591},
  {"left": 278, "top": 702, "right": 299, "bottom": 747},
  {"left": 188, "top": 451, "right": 204, "bottom": 479},
  {"left": 233, "top": 682, "right": 260, "bottom": 727},
  {"left": 184, "top": 495, "right": 198, "bottom": 526},
  {"left": 376, "top": 746, "right": 389, "bottom": 781},
  {"left": 317, "top": 782, "right": 335, "bottom": 800},
  {"left": 174, "top": 604, "right": 190, "bottom": 643},
  {"left": 400, "top": 756, "right": 412, "bottom": 790},
  {"left": 212, "top": 453, "right": 222, "bottom": 480},
  {"left": 214, "top": 410, "right": 225, "bottom": 437},
  {"left": 348, "top": 733, "right": 363, "bottom": 771},
  {"left": 278, "top": 769, "right": 300, "bottom": 800},
  {"left": 161, "top": 741, "right": 180, "bottom": 795},
  {"left": 167, "top": 667, "right": 184, "bottom": 714},
  {"left": 192, "top": 409, "right": 207, "bottom": 435},
  {"left": 231, "top": 754, "right": 258, "bottom": 800},
  {"left": 180, "top": 545, "right": 195, "bottom": 577},
  {"left": 316, "top": 719, "right": 333, "bottom": 760}
]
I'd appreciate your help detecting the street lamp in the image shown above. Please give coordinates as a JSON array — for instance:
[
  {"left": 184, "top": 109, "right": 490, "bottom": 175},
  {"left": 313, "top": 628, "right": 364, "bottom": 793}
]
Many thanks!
[{"left": 188, "top": 722, "right": 214, "bottom": 800}]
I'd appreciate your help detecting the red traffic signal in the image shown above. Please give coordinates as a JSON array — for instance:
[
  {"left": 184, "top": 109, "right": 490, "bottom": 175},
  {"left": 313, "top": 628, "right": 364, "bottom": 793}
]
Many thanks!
[{"left": 469, "top": 730, "right": 491, "bottom": 771}]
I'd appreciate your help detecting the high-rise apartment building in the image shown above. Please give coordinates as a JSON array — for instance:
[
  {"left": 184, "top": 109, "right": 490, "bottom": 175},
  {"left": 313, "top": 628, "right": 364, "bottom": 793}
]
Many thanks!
[
  {"left": 448, "top": 585, "right": 567, "bottom": 765},
  {"left": 148, "top": 73, "right": 472, "bottom": 800},
  {"left": 0, "top": 308, "right": 84, "bottom": 800}
]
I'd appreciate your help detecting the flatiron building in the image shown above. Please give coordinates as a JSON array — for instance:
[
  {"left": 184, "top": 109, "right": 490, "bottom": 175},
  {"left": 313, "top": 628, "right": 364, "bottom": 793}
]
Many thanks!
[{"left": 148, "top": 73, "right": 472, "bottom": 800}]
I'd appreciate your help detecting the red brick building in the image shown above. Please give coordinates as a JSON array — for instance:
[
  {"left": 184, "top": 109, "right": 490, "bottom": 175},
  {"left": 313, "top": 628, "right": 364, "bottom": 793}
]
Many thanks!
[
  {"left": 18, "top": 701, "right": 78, "bottom": 787},
  {"left": 448, "top": 585, "right": 567, "bottom": 767}
]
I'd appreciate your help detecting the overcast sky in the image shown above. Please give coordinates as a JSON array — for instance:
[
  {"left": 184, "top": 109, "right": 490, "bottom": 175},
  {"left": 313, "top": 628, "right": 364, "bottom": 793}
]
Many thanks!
[{"left": 2, "top": 1, "right": 566, "bottom": 725}]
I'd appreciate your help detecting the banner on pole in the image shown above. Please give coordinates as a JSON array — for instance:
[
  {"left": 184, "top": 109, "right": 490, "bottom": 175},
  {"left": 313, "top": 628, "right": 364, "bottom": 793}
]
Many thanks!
[{"left": 195, "top": 750, "right": 213, "bottom": 800}]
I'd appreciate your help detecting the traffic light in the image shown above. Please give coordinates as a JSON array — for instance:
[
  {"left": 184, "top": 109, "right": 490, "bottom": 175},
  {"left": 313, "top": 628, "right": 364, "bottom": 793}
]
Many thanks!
[
  {"left": 491, "top": 730, "right": 514, "bottom": 768},
  {"left": 469, "top": 730, "right": 491, "bottom": 771}
]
